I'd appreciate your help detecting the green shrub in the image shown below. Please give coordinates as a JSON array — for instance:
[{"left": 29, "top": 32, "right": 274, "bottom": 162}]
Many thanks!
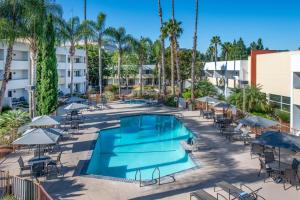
[
  {"left": 182, "top": 90, "right": 191, "bottom": 100},
  {"left": 104, "top": 85, "right": 118, "bottom": 94},
  {"left": 275, "top": 109, "right": 290, "bottom": 122},
  {"left": 2, "top": 106, "right": 12, "bottom": 113},
  {"left": 103, "top": 91, "right": 115, "bottom": 101},
  {"left": 164, "top": 95, "right": 177, "bottom": 107},
  {"left": 1, "top": 195, "right": 17, "bottom": 200},
  {"left": 142, "top": 94, "right": 157, "bottom": 99}
]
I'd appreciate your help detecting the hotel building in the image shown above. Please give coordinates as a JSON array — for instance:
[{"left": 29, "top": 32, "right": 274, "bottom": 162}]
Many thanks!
[{"left": 0, "top": 42, "right": 87, "bottom": 107}]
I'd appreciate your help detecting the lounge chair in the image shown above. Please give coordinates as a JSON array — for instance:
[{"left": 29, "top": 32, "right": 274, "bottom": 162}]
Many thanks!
[
  {"left": 190, "top": 189, "right": 228, "bottom": 200},
  {"left": 214, "top": 181, "right": 265, "bottom": 200},
  {"left": 17, "top": 156, "right": 31, "bottom": 176}
]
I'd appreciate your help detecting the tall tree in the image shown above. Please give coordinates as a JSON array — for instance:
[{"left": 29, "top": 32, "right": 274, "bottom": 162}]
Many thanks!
[
  {"left": 23, "top": 0, "right": 62, "bottom": 118},
  {"left": 221, "top": 42, "right": 231, "bottom": 97},
  {"left": 131, "top": 37, "right": 152, "bottom": 96},
  {"left": 87, "top": 13, "right": 106, "bottom": 95},
  {"left": 191, "top": 0, "right": 199, "bottom": 101},
  {"left": 158, "top": 0, "right": 166, "bottom": 96},
  {"left": 105, "top": 27, "right": 133, "bottom": 97},
  {"left": 210, "top": 36, "right": 221, "bottom": 85},
  {"left": 0, "top": 0, "right": 25, "bottom": 113},
  {"left": 163, "top": 19, "right": 183, "bottom": 95},
  {"left": 152, "top": 40, "right": 162, "bottom": 93},
  {"left": 83, "top": 0, "right": 89, "bottom": 93},
  {"left": 59, "top": 17, "right": 85, "bottom": 96},
  {"left": 36, "top": 15, "right": 58, "bottom": 115}
]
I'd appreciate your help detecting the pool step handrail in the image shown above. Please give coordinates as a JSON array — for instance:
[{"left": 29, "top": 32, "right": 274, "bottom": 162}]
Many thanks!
[
  {"left": 152, "top": 167, "right": 161, "bottom": 185},
  {"left": 135, "top": 169, "right": 142, "bottom": 187}
]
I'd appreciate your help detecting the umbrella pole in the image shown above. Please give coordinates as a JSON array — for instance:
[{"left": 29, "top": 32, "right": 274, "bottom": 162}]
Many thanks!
[
  {"left": 38, "top": 144, "right": 41, "bottom": 159},
  {"left": 279, "top": 147, "right": 281, "bottom": 170}
]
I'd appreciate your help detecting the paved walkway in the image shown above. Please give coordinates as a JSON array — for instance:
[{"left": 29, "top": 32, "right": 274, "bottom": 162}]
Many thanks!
[{"left": 1, "top": 102, "right": 299, "bottom": 200}]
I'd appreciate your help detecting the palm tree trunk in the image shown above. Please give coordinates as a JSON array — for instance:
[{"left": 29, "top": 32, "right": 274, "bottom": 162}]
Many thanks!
[
  {"left": 84, "top": 0, "right": 89, "bottom": 94},
  {"left": 214, "top": 44, "right": 218, "bottom": 86},
  {"left": 191, "top": 0, "right": 199, "bottom": 101},
  {"left": 158, "top": 62, "right": 161, "bottom": 92},
  {"left": 117, "top": 51, "right": 122, "bottom": 98},
  {"left": 69, "top": 46, "right": 75, "bottom": 96},
  {"left": 29, "top": 43, "right": 37, "bottom": 118},
  {"left": 0, "top": 42, "right": 14, "bottom": 112},
  {"left": 174, "top": 38, "right": 181, "bottom": 95},
  {"left": 170, "top": 42, "right": 175, "bottom": 95},
  {"left": 98, "top": 40, "right": 102, "bottom": 95},
  {"left": 139, "top": 61, "right": 143, "bottom": 97},
  {"left": 158, "top": 0, "right": 166, "bottom": 96}
]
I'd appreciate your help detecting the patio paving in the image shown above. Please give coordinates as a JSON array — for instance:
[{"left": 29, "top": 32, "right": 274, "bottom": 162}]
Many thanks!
[{"left": 1, "top": 102, "right": 299, "bottom": 200}]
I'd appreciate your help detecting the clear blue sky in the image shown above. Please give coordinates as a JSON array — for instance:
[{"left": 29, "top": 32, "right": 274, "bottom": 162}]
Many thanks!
[{"left": 57, "top": 0, "right": 300, "bottom": 52}]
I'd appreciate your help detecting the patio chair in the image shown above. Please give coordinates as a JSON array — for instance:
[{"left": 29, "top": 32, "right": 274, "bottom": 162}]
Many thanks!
[
  {"left": 264, "top": 152, "right": 275, "bottom": 164},
  {"left": 258, "top": 158, "right": 275, "bottom": 182},
  {"left": 47, "top": 152, "right": 63, "bottom": 175},
  {"left": 231, "top": 129, "right": 253, "bottom": 145},
  {"left": 34, "top": 149, "right": 45, "bottom": 157},
  {"left": 31, "top": 162, "right": 46, "bottom": 178},
  {"left": 190, "top": 189, "right": 228, "bottom": 200},
  {"left": 17, "top": 156, "right": 31, "bottom": 176},
  {"left": 282, "top": 168, "right": 300, "bottom": 190},
  {"left": 214, "top": 181, "right": 265, "bottom": 200},
  {"left": 250, "top": 144, "right": 264, "bottom": 159}
]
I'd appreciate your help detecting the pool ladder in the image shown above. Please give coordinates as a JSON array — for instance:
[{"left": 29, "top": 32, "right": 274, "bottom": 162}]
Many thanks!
[{"left": 135, "top": 167, "right": 161, "bottom": 187}]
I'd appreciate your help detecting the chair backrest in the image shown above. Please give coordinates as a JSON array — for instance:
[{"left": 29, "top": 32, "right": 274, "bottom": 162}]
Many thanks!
[
  {"left": 264, "top": 152, "right": 275, "bottom": 164},
  {"left": 292, "top": 158, "right": 300, "bottom": 171},
  {"left": 57, "top": 152, "right": 62, "bottom": 162},
  {"left": 284, "top": 168, "right": 297, "bottom": 183},
  {"left": 251, "top": 143, "right": 264, "bottom": 155},
  {"left": 259, "top": 158, "right": 265, "bottom": 169},
  {"left": 17, "top": 156, "right": 24, "bottom": 168}
]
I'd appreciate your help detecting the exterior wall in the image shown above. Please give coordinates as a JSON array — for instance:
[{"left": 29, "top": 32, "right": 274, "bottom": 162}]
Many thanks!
[
  {"left": 0, "top": 42, "right": 87, "bottom": 106},
  {"left": 256, "top": 51, "right": 293, "bottom": 97}
]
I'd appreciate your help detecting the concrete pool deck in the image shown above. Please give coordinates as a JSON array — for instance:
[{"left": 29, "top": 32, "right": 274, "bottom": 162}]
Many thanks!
[{"left": 1, "top": 102, "right": 300, "bottom": 199}]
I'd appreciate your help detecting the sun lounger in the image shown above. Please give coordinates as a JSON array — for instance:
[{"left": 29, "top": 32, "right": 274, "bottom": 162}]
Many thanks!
[
  {"left": 190, "top": 189, "right": 228, "bottom": 200},
  {"left": 214, "top": 181, "right": 265, "bottom": 200}
]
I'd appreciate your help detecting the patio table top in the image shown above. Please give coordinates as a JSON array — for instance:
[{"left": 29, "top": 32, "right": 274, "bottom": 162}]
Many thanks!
[{"left": 28, "top": 155, "right": 51, "bottom": 165}]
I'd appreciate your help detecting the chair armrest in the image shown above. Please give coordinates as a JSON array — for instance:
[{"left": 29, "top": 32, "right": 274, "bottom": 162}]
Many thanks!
[
  {"left": 217, "top": 193, "right": 228, "bottom": 200},
  {"left": 240, "top": 183, "right": 262, "bottom": 194}
]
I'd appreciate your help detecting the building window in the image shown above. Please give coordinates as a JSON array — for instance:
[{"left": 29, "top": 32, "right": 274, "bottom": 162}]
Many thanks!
[
  {"left": 269, "top": 94, "right": 290, "bottom": 112},
  {"left": 75, "top": 70, "right": 80, "bottom": 77},
  {"left": 68, "top": 71, "right": 70, "bottom": 77},
  {"left": 56, "top": 54, "right": 66, "bottom": 63},
  {"left": 12, "top": 50, "right": 28, "bottom": 61},
  {"left": 8, "top": 90, "right": 12, "bottom": 97}
]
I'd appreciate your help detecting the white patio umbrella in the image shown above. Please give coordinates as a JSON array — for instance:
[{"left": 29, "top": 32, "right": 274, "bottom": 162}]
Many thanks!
[
  {"left": 64, "top": 103, "right": 89, "bottom": 111},
  {"left": 13, "top": 128, "right": 60, "bottom": 158},
  {"left": 28, "top": 115, "right": 60, "bottom": 127},
  {"left": 65, "top": 96, "right": 85, "bottom": 104}
]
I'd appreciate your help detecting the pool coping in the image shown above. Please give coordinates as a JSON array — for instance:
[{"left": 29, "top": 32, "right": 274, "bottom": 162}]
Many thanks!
[{"left": 80, "top": 113, "right": 202, "bottom": 184}]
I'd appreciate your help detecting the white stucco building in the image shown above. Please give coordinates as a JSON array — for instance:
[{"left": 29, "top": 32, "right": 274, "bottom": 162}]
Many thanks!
[{"left": 0, "top": 42, "right": 87, "bottom": 106}]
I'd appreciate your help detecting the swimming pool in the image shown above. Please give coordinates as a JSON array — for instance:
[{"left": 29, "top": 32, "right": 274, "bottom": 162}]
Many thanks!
[
  {"left": 123, "top": 99, "right": 146, "bottom": 104},
  {"left": 85, "top": 114, "right": 196, "bottom": 181}
]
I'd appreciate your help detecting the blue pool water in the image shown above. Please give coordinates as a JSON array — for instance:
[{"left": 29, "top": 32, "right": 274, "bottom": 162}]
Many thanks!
[
  {"left": 86, "top": 114, "right": 196, "bottom": 181},
  {"left": 123, "top": 99, "right": 146, "bottom": 104}
]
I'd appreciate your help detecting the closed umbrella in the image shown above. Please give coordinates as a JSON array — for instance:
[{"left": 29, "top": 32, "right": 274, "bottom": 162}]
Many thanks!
[
  {"left": 13, "top": 128, "right": 60, "bottom": 158},
  {"left": 28, "top": 115, "right": 60, "bottom": 127},
  {"left": 240, "top": 115, "right": 278, "bottom": 128},
  {"left": 252, "top": 131, "right": 300, "bottom": 169}
]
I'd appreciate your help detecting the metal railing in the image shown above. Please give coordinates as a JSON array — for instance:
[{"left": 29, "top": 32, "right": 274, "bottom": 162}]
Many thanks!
[
  {"left": 135, "top": 169, "right": 142, "bottom": 187},
  {"left": 0, "top": 170, "right": 53, "bottom": 200},
  {"left": 152, "top": 167, "right": 161, "bottom": 185}
]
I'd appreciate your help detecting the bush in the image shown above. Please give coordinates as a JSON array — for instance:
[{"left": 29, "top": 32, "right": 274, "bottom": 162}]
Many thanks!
[
  {"left": 103, "top": 91, "right": 115, "bottom": 101},
  {"left": 142, "top": 94, "right": 157, "bottom": 99},
  {"left": 104, "top": 85, "right": 118, "bottom": 94},
  {"left": 164, "top": 95, "right": 177, "bottom": 107},
  {"left": 2, "top": 106, "right": 12, "bottom": 112},
  {"left": 182, "top": 90, "right": 191, "bottom": 100},
  {"left": 275, "top": 109, "right": 290, "bottom": 122}
]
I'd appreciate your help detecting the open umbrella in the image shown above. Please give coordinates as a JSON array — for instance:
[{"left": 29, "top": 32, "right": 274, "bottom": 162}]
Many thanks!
[
  {"left": 64, "top": 103, "right": 88, "bottom": 110},
  {"left": 28, "top": 115, "right": 60, "bottom": 127},
  {"left": 252, "top": 131, "right": 300, "bottom": 169},
  {"left": 240, "top": 115, "right": 278, "bottom": 128},
  {"left": 213, "top": 102, "right": 232, "bottom": 109},
  {"left": 65, "top": 96, "right": 85, "bottom": 104},
  {"left": 196, "top": 96, "right": 219, "bottom": 104},
  {"left": 13, "top": 128, "right": 60, "bottom": 158}
]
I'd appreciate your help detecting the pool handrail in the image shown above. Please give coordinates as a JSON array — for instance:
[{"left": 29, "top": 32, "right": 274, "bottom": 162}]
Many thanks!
[
  {"left": 152, "top": 167, "right": 161, "bottom": 185},
  {"left": 135, "top": 169, "right": 142, "bottom": 187}
]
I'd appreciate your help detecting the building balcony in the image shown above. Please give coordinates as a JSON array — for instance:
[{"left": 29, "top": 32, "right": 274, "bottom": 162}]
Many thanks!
[
  {"left": 59, "top": 77, "right": 66, "bottom": 84},
  {"left": 0, "top": 79, "right": 30, "bottom": 90},
  {"left": 0, "top": 60, "right": 29, "bottom": 70}
]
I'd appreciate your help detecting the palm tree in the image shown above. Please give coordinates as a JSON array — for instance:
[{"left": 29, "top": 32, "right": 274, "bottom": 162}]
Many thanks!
[
  {"left": 210, "top": 36, "right": 221, "bottom": 86},
  {"left": 158, "top": 0, "right": 166, "bottom": 96},
  {"left": 163, "top": 19, "right": 183, "bottom": 95},
  {"left": 222, "top": 42, "right": 232, "bottom": 98},
  {"left": 23, "top": 0, "right": 62, "bottom": 117},
  {"left": 87, "top": 12, "right": 106, "bottom": 95},
  {"left": 171, "top": 0, "right": 182, "bottom": 96},
  {"left": 0, "top": 0, "right": 25, "bottom": 113},
  {"left": 59, "top": 17, "right": 85, "bottom": 96},
  {"left": 105, "top": 27, "right": 133, "bottom": 98},
  {"left": 191, "top": 0, "right": 199, "bottom": 102},
  {"left": 131, "top": 37, "right": 152, "bottom": 96},
  {"left": 83, "top": 0, "right": 89, "bottom": 93},
  {"left": 152, "top": 40, "right": 162, "bottom": 93}
]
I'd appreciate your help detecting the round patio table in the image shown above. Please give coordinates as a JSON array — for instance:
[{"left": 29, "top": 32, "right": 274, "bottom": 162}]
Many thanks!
[{"left": 28, "top": 155, "right": 51, "bottom": 165}]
